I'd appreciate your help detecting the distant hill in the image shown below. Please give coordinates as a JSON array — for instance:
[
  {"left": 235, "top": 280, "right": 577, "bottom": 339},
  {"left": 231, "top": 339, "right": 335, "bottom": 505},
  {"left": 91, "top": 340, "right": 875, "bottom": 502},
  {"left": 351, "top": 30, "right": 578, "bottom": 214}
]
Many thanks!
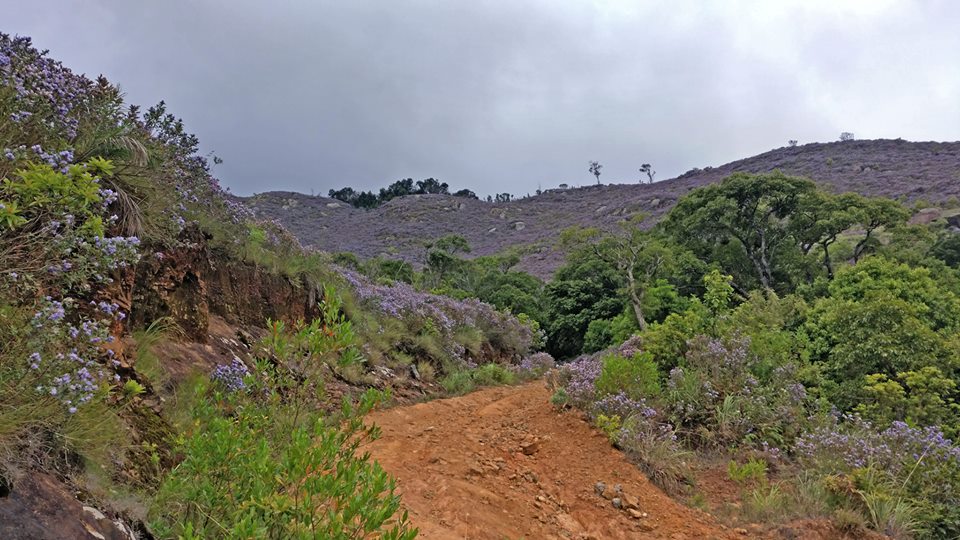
[{"left": 243, "top": 139, "right": 960, "bottom": 278}]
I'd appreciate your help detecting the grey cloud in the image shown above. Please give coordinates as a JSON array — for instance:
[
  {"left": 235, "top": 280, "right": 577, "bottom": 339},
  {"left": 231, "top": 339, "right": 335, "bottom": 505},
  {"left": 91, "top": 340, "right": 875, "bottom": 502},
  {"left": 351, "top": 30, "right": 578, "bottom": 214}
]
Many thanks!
[{"left": 4, "top": 0, "right": 959, "bottom": 196}]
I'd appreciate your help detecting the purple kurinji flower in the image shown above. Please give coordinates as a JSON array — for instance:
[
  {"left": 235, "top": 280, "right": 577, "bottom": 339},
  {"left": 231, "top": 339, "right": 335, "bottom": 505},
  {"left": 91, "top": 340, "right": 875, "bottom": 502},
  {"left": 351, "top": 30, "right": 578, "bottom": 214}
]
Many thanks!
[{"left": 212, "top": 357, "right": 250, "bottom": 392}]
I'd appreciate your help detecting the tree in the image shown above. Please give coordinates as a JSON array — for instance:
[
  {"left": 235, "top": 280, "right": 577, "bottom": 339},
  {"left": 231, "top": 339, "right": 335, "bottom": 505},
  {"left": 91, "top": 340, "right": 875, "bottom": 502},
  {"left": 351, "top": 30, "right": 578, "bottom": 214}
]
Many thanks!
[
  {"left": 415, "top": 178, "right": 449, "bottom": 194},
  {"left": 839, "top": 132, "right": 855, "bottom": 142},
  {"left": 850, "top": 197, "right": 909, "bottom": 262},
  {"left": 804, "top": 257, "right": 960, "bottom": 408},
  {"left": 544, "top": 254, "right": 624, "bottom": 358},
  {"left": 589, "top": 161, "right": 602, "bottom": 185},
  {"left": 562, "top": 220, "right": 676, "bottom": 331},
  {"left": 379, "top": 178, "right": 415, "bottom": 203},
  {"left": 328, "top": 186, "right": 379, "bottom": 208},
  {"left": 665, "top": 171, "right": 817, "bottom": 290},
  {"left": 453, "top": 189, "right": 478, "bottom": 199},
  {"left": 788, "top": 140, "right": 798, "bottom": 147},
  {"left": 328, "top": 187, "right": 357, "bottom": 203},
  {"left": 792, "top": 192, "right": 860, "bottom": 279},
  {"left": 423, "top": 235, "right": 471, "bottom": 287},
  {"left": 639, "top": 163, "right": 655, "bottom": 184},
  {"left": 431, "top": 234, "right": 471, "bottom": 256},
  {"left": 494, "top": 193, "right": 512, "bottom": 203}
]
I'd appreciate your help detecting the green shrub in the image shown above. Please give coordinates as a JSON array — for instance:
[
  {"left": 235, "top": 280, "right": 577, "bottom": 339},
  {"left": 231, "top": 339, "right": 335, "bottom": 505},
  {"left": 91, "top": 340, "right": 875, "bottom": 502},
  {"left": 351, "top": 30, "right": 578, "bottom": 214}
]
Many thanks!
[
  {"left": 471, "top": 363, "right": 516, "bottom": 387},
  {"left": 594, "top": 352, "right": 660, "bottom": 400},
  {"left": 743, "top": 483, "right": 788, "bottom": 523},
  {"left": 150, "top": 390, "right": 416, "bottom": 539},
  {"left": 550, "top": 388, "right": 570, "bottom": 409},
  {"left": 582, "top": 318, "right": 613, "bottom": 354},
  {"left": 595, "top": 414, "right": 622, "bottom": 443},
  {"left": 728, "top": 458, "right": 768, "bottom": 486},
  {"left": 415, "top": 361, "right": 435, "bottom": 382},
  {"left": 440, "top": 371, "right": 475, "bottom": 395}
]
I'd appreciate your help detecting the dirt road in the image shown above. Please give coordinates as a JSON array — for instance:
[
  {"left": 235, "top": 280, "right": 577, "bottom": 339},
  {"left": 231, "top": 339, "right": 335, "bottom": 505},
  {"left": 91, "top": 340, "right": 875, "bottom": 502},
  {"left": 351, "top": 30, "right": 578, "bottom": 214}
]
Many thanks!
[{"left": 366, "top": 382, "right": 736, "bottom": 539}]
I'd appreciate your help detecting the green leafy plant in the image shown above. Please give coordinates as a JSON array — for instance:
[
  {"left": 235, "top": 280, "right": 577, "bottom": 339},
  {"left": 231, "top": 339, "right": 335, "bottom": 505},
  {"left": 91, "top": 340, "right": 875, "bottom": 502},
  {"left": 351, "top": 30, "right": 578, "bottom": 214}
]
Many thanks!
[
  {"left": 594, "top": 352, "right": 660, "bottom": 400},
  {"left": 728, "top": 458, "right": 768, "bottom": 486},
  {"left": 150, "top": 389, "right": 416, "bottom": 539}
]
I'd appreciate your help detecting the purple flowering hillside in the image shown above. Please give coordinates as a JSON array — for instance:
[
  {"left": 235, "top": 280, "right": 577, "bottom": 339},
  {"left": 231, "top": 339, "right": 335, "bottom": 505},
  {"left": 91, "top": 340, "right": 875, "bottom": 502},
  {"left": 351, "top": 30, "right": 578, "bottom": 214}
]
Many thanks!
[{"left": 244, "top": 138, "right": 960, "bottom": 278}]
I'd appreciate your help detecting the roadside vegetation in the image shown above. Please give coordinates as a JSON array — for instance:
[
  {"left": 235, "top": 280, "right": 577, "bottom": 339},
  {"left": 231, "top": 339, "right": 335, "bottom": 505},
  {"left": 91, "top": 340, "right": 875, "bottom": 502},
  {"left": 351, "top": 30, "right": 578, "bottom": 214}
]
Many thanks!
[
  {"left": 0, "top": 34, "right": 540, "bottom": 538},
  {"left": 544, "top": 172, "right": 960, "bottom": 538}
]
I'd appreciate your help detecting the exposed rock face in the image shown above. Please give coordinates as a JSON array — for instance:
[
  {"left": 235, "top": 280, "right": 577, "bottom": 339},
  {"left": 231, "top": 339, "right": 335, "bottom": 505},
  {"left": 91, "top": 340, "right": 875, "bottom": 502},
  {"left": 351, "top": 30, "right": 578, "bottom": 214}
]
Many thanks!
[
  {"left": 0, "top": 473, "right": 140, "bottom": 540},
  {"left": 129, "top": 225, "right": 321, "bottom": 342},
  {"left": 3, "top": 225, "right": 335, "bottom": 538}
]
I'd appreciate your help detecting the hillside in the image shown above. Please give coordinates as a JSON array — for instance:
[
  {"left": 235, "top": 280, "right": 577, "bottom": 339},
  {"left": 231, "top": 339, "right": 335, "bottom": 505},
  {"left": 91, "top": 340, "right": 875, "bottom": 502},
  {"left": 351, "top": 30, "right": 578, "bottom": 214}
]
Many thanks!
[{"left": 244, "top": 139, "right": 960, "bottom": 277}]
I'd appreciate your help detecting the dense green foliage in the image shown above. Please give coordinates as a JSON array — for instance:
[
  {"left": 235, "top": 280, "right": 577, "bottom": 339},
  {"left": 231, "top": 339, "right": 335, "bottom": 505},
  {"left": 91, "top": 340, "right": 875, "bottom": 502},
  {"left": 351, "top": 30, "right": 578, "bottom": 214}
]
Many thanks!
[{"left": 546, "top": 170, "right": 960, "bottom": 537}]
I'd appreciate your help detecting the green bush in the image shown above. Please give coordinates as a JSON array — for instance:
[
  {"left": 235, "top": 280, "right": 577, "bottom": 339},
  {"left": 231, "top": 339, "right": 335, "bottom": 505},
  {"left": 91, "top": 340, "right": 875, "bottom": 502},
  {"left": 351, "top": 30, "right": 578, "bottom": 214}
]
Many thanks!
[
  {"left": 728, "top": 458, "right": 768, "bottom": 486},
  {"left": 150, "top": 390, "right": 416, "bottom": 539},
  {"left": 440, "top": 371, "right": 475, "bottom": 395},
  {"left": 594, "top": 352, "right": 660, "bottom": 400},
  {"left": 471, "top": 363, "right": 516, "bottom": 387}
]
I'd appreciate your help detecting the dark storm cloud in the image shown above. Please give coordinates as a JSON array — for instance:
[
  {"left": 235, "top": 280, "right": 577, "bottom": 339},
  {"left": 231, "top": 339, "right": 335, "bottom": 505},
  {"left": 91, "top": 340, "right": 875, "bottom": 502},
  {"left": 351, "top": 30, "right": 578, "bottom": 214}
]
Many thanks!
[{"left": 5, "top": 1, "right": 960, "bottom": 195}]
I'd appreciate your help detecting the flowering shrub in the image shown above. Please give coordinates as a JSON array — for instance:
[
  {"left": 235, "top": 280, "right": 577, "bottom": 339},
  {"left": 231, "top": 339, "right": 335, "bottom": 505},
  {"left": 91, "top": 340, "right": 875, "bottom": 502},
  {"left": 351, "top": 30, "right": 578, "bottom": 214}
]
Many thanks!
[
  {"left": 151, "top": 287, "right": 418, "bottom": 538},
  {"left": 516, "top": 351, "right": 556, "bottom": 378},
  {"left": 5, "top": 296, "right": 123, "bottom": 413},
  {"left": 211, "top": 357, "right": 250, "bottom": 393},
  {"left": 797, "top": 415, "right": 960, "bottom": 538},
  {"left": 550, "top": 353, "right": 602, "bottom": 407},
  {"left": 339, "top": 268, "right": 539, "bottom": 368},
  {"left": 797, "top": 417, "right": 960, "bottom": 478},
  {"left": 662, "top": 335, "right": 809, "bottom": 448},
  {"left": 616, "top": 413, "right": 690, "bottom": 495}
]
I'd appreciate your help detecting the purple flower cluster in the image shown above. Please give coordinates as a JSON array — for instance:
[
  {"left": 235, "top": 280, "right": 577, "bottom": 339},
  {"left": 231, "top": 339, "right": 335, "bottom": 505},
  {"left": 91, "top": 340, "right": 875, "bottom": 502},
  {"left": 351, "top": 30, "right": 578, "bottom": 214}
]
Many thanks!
[
  {"left": 555, "top": 354, "right": 603, "bottom": 406},
  {"left": 27, "top": 297, "right": 121, "bottom": 412},
  {"left": 211, "top": 357, "right": 250, "bottom": 392},
  {"left": 2, "top": 144, "right": 75, "bottom": 172},
  {"left": 0, "top": 34, "right": 92, "bottom": 140},
  {"left": 797, "top": 416, "right": 960, "bottom": 477},
  {"left": 41, "top": 226, "right": 142, "bottom": 289},
  {"left": 684, "top": 334, "right": 751, "bottom": 387},
  {"left": 338, "top": 268, "right": 539, "bottom": 363},
  {"left": 595, "top": 391, "right": 658, "bottom": 419},
  {"left": 92, "top": 236, "right": 141, "bottom": 269},
  {"left": 517, "top": 352, "right": 556, "bottom": 376}
]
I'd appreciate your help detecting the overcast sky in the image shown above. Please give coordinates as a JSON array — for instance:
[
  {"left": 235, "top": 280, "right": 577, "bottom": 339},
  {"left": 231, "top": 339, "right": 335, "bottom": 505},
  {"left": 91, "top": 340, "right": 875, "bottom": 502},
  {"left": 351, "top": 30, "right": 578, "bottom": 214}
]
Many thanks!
[{"left": 5, "top": 0, "right": 959, "bottom": 196}]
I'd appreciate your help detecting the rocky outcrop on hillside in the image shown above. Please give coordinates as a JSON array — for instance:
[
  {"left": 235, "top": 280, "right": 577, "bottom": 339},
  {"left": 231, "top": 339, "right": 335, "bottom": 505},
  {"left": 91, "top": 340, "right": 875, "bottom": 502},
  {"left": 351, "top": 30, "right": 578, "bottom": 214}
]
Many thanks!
[{"left": 244, "top": 139, "right": 960, "bottom": 277}]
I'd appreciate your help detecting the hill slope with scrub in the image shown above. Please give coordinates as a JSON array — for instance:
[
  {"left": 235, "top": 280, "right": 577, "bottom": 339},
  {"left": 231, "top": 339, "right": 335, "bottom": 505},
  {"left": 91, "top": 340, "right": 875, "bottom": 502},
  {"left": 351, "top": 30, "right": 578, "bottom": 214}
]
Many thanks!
[{"left": 244, "top": 139, "right": 960, "bottom": 277}]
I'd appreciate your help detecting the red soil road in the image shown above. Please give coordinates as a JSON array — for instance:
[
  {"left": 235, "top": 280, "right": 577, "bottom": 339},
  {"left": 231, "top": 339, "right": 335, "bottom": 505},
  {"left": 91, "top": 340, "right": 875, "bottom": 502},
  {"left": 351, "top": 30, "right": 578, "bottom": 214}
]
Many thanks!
[{"left": 365, "top": 382, "right": 736, "bottom": 540}]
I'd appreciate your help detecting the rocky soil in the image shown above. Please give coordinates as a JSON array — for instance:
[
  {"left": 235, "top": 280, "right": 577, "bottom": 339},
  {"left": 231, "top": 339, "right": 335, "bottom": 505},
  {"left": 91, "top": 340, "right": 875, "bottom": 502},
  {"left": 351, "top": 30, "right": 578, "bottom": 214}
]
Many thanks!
[
  {"left": 244, "top": 139, "right": 960, "bottom": 277},
  {"left": 365, "top": 382, "right": 881, "bottom": 540},
  {"left": 366, "top": 382, "right": 736, "bottom": 539}
]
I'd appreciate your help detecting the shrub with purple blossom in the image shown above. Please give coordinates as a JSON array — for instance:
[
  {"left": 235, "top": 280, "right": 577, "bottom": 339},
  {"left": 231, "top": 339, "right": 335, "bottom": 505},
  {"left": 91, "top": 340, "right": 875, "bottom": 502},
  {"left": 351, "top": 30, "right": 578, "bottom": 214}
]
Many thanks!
[
  {"left": 211, "top": 358, "right": 250, "bottom": 392},
  {"left": 5, "top": 296, "right": 123, "bottom": 413},
  {"left": 338, "top": 267, "right": 539, "bottom": 369},
  {"left": 516, "top": 351, "right": 556, "bottom": 378}
]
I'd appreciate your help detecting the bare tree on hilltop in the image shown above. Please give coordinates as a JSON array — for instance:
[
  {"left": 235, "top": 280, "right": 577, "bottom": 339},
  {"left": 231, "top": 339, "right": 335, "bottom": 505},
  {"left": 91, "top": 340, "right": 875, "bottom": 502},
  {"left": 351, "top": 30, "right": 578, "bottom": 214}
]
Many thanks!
[
  {"left": 639, "top": 163, "right": 655, "bottom": 183},
  {"left": 589, "top": 161, "right": 602, "bottom": 184}
]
